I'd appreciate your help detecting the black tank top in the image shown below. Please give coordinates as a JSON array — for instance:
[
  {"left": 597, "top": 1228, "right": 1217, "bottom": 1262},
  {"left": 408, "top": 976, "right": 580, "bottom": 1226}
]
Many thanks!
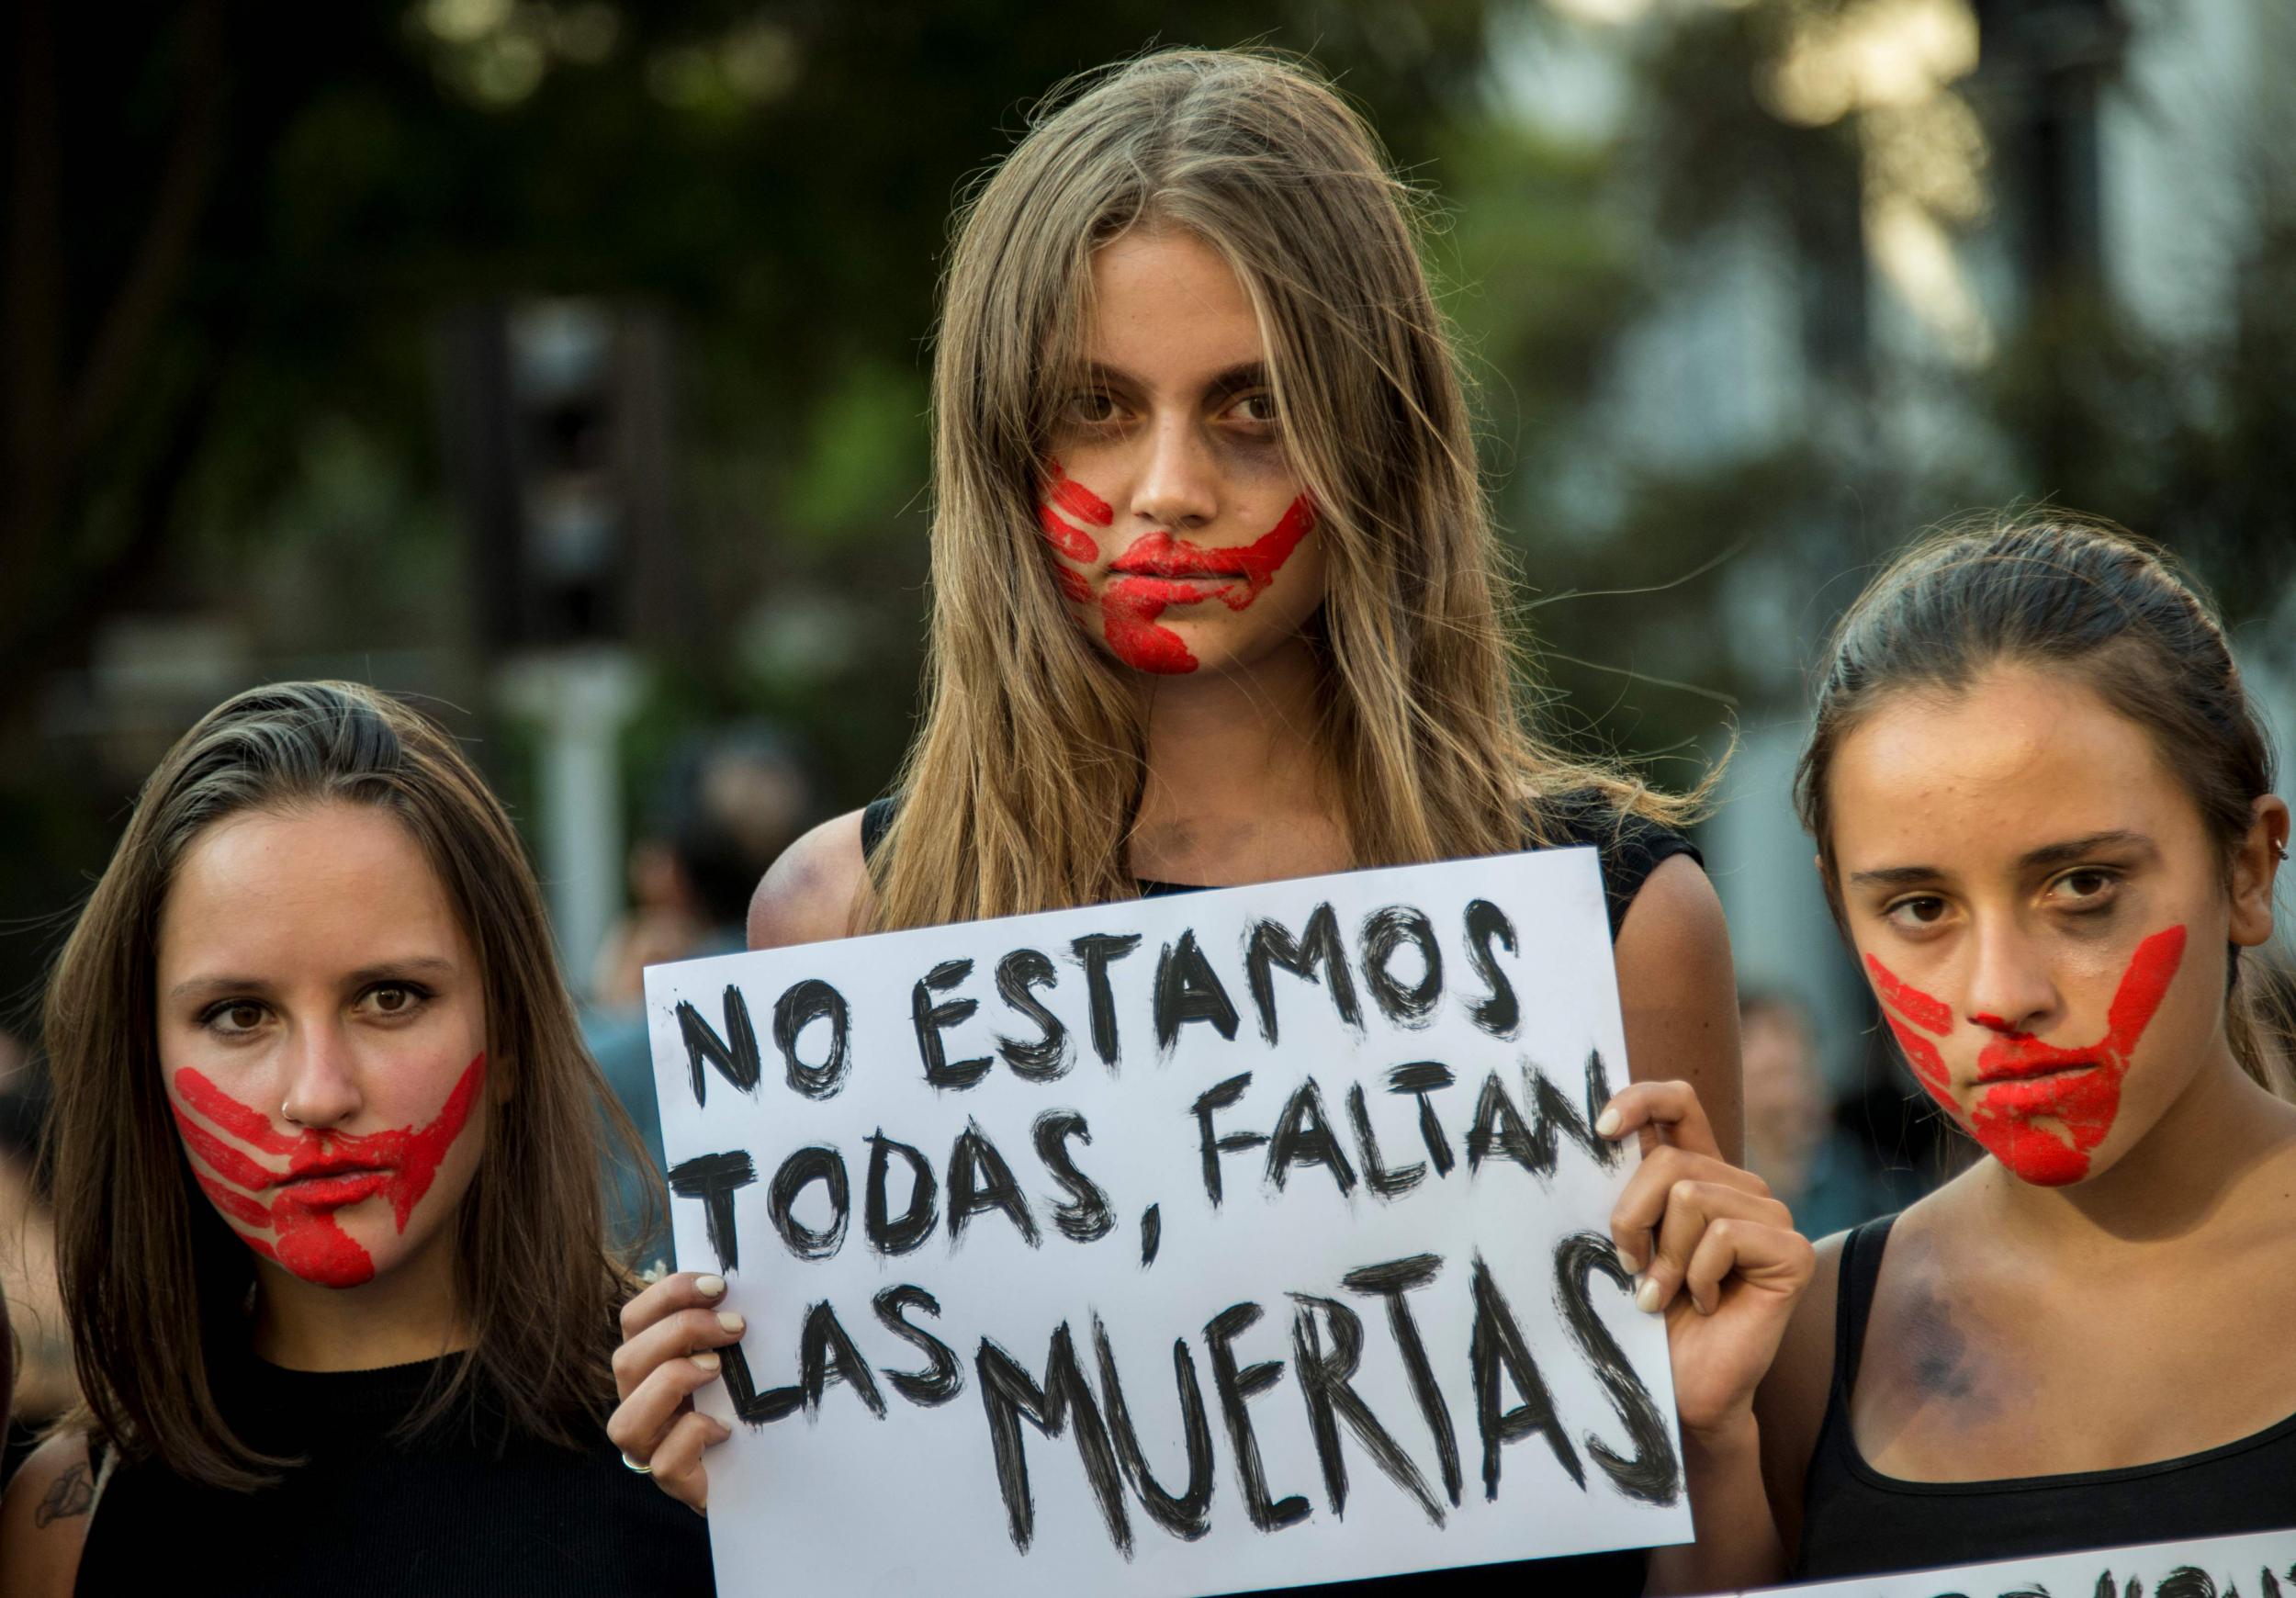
[
  {"left": 76, "top": 1353, "right": 715, "bottom": 1597},
  {"left": 860, "top": 790, "right": 1701, "bottom": 1595},
  {"left": 1795, "top": 1214, "right": 2296, "bottom": 1578}
]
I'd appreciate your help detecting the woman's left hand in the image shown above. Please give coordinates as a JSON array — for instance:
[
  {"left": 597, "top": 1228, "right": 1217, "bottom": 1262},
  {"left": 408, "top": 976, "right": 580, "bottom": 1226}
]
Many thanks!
[{"left": 1600, "top": 1079, "right": 1814, "bottom": 1440}]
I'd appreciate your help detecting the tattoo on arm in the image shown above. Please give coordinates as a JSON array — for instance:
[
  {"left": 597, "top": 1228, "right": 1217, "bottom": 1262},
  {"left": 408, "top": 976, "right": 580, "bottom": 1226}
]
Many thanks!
[{"left": 34, "top": 1462, "right": 94, "bottom": 1528}]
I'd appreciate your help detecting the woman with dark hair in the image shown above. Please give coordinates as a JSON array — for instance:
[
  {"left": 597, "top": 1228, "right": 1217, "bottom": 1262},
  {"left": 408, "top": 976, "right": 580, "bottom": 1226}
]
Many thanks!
[
  {"left": 1636, "top": 515, "right": 2296, "bottom": 1590},
  {"left": 0, "top": 681, "right": 713, "bottom": 1596},
  {"left": 604, "top": 45, "right": 1768, "bottom": 1595}
]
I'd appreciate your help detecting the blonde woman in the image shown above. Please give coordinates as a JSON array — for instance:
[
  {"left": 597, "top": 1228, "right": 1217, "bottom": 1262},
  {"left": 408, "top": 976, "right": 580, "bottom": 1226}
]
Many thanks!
[{"left": 610, "top": 48, "right": 1752, "bottom": 1592}]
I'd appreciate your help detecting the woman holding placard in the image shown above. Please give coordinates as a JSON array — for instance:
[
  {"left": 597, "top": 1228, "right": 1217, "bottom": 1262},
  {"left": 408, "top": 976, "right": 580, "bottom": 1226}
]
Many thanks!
[
  {"left": 0, "top": 682, "right": 713, "bottom": 1596},
  {"left": 605, "top": 44, "right": 1785, "bottom": 1594},
  {"left": 1626, "top": 518, "right": 2296, "bottom": 1591}
]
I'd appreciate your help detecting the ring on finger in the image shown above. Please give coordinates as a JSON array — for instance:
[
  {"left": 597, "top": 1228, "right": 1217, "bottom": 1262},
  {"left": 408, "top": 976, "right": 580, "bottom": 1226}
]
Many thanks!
[{"left": 621, "top": 1451, "right": 655, "bottom": 1474}]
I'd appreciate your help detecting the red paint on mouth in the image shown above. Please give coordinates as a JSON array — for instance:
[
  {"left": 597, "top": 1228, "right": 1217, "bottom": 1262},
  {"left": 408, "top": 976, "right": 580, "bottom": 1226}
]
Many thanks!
[
  {"left": 170, "top": 1052, "right": 488, "bottom": 1288},
  {"left": 1098, "top": 495, "right": 1316, "bottom": 674},
  {"left": 1866, "top": 927, "right": 2187, "bottom": 1186}
]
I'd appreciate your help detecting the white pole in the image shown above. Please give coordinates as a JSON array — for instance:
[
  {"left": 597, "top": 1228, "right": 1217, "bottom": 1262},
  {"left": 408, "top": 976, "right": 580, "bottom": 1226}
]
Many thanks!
[{"left": 500, "top": 647, "right": 640, "bottom": 999}]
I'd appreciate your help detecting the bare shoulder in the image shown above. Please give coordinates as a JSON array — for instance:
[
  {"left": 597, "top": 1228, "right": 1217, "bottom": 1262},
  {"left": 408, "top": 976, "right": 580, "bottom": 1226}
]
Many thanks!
[
  {"left": 0, "top": 1431, "right": 96, "bottom": 1597},
  {"left": 1613, "top": 852, "right": 1743, "bottom": 1160},
  {"left": 1754, "top": 1226, "right": 1847, "bottom": 1557},
  {"left": 746, "top": 808, "right": 871, "bottom": 951},
  {"left": 1615, "top": 851, "right": 1731, "bottom": 976}
]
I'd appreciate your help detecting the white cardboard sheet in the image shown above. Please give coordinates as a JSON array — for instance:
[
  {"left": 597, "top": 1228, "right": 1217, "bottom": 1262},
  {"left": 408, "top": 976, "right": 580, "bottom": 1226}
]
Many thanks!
[
  {"left": 1744, "top": 1526, "right": 2296, "bottom": 1596},
  {"left": 644, "top": 848, "right": 1692, "bottom": 1596}
]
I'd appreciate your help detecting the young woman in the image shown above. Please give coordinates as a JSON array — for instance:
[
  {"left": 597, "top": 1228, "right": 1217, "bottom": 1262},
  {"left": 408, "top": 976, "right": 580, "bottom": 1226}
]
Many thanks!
[
  {"left": 605, "top": 45, "right": 1747, "bottom": 1593},
  {"left": 0, "top": 681, "right": 715, "bottom": 1596},
  {"left": 1638, "top": 516, "right": 2296, "bottom": 1591}
]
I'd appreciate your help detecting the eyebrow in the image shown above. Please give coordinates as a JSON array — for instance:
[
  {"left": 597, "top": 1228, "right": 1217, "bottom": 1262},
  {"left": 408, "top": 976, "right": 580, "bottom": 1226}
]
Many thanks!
[
  {"left": 166, "top": 956, "right": 459, "bottom": 1002},
  {"left": 1846, "top": 830, "right": 2158, "bottom": 891},
  {"left": 2015, "top": 829, "right": 2157, "bottom": 872},
  {"left": 1082, "top": 359, "right": 1269, "bottom": 400}
]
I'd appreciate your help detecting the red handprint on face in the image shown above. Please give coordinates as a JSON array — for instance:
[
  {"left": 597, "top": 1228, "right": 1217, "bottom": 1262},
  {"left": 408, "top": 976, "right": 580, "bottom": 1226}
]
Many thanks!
[
  {"left": 170, "top": 1052, "right": 487, "bottom": 1287},
  {"left": 1038, "top": 459, "right": 1317, "bottom": 675},
  {"left": 1867, "top": 927, "right": 2186, "bottom": 1186}
]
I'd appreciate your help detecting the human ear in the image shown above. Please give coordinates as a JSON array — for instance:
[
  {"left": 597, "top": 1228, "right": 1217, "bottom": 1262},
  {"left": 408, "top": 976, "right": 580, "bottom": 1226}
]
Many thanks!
[{"left": 2227, "top": 794, "right": 2290, "bottom": 950}]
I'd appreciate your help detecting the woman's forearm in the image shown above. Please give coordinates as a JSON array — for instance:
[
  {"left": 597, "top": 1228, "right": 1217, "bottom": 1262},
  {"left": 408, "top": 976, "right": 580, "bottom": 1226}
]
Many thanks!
[{"left": 1644, "top": 1415, "right": 1790, "bottom": 1595}]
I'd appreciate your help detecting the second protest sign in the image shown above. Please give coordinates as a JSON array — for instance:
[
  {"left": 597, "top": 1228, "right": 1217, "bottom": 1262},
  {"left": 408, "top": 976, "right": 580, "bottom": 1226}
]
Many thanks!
[{"left": 645, "top": 846, "right": 1692, "bottom": 1595}]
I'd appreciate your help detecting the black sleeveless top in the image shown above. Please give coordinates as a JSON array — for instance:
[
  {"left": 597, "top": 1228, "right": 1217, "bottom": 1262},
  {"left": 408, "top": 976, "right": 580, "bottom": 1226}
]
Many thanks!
[
  {"left": 861, "top": 790, "right": 1702, "bottom": 1595},
  {"left": 77, "top": 1353, "right": 715, "bottom": 1597},
  {"left": 1795, "top": 1214, "right": 2296, "bottom": 1578}
]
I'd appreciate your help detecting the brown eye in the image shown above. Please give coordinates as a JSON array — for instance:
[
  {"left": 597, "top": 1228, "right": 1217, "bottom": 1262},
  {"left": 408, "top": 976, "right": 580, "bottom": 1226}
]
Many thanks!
[
  {"left": 2053, "top": 869, "right": 2119, "bottom": 910},
  {"left": 1885, "top": 895, "right": 1948, "bottom": 931},
  {"left": 202, "top": 1000, "right": 267, "bottom": 1035},
  {"left": 1231, "top": 392, "right": 1278, "bottom": 424},
  {"left": 1065, "top": 389, "right": 1117, "bottom": 425},
  {"left": 366, "top": 983, "right": 429, "bottom": 1018}
]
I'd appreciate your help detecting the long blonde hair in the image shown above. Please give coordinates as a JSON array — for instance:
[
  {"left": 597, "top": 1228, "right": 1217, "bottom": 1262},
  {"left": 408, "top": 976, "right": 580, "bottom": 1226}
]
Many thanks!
[{"left": 873, "top": 48, "right": 1708, "bottom": 931}]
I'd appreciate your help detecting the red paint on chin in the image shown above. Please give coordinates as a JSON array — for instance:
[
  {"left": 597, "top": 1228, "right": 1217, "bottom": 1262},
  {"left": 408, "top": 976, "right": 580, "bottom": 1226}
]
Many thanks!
[
  {"left": 1866, "top": 927, "right": 2188, "bottom": 1186},
  {"left": 1097, "top": 495, "right": 1317, "bottom": 674},
  {"left": 171, "top": 1052, "right": 488, "bottom": 1289}
]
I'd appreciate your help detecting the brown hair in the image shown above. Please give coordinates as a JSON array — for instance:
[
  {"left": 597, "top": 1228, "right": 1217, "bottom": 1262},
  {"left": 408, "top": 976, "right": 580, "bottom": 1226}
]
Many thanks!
[
  {"left": 1794, "top": 512, "right": 2293, "bottom": 1095},
  {"left": 873, "top": 46, "right": 1711, "bottom": 930},
  {"left": 41, "top": 680, "right": 653, "bottom": 1488}
]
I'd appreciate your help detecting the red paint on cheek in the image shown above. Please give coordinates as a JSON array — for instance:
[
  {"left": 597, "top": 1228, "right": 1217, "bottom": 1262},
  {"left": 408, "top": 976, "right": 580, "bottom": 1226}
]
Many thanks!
[
  {"left": 1878, "top": 1011, "right": 1953, "bottom": 1094},
  {"left": 193, "top": 1170, "right": 271, "bottom": 1230},
  {"left": 1037, "top": 505, "right": 1100, "bottom": 564},
  {"left": 1045, "top": 459, "right": 1113, "bottom": 528},
  {"left": 1864, "top": 952, "right": 1954, "bottom": 1036},
  {"left": 1095, "top": 494, "right": 1317, "bottom": 674},
  {"left": 1037, "top": 460, "right": 1109, "bottom": 565},
  {"left": 1053, "top": 567, "right": 1093, "bottom": 605},
  {"left": 171, "top": 1052, "right": 488, "bottom": 1289}
]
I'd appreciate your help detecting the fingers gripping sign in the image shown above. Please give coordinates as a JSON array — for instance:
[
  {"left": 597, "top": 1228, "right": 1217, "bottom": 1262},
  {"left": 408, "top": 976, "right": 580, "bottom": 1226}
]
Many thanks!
[
  {"left": 608, "top": 1271, "right": 748, "bottom": 1514},
  {"left": 1598, "top": 1081, "right": 1814, "bottom": 1438}
]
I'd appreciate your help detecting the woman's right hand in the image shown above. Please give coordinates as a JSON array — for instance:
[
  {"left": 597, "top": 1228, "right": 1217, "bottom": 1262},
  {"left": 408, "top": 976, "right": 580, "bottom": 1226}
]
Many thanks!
[{"left": 607, "top": 1271, "right": 748, "bottom": 1513}]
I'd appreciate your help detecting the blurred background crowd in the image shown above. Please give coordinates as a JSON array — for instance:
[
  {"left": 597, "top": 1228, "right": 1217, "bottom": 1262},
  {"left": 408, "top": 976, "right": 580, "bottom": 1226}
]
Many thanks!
[{"left": 4, "top": 0, "right": 2290, "bottom": 1478}]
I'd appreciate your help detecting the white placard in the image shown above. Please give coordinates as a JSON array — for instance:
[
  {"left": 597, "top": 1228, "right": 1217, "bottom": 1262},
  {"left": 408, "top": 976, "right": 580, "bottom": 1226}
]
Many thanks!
[
  {"left": 1746, "top": 1527, "right": 2296, "bottom": 1596},
  {"left": 644, "top": 849, "right": 1692, "bottom": 1596}
]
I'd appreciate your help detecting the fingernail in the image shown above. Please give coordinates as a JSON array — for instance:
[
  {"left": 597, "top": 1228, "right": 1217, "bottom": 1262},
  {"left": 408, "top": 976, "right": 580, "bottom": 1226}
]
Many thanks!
[
  {"left": 1594, "top": 1106, "right": 1623, "bottom": 1139},
  {"left": 1635, "top": 1275, "right": 1664, "bottom": 1314},
  {"left": 717, "top": 1311, "right": 745, "bottom": 1334},
  {"left": 696, "top": 1274, "right": 726, "bottom": 1299},
  {"left": 690, "top": 1352, "right": 722, "bottom": 1373}
]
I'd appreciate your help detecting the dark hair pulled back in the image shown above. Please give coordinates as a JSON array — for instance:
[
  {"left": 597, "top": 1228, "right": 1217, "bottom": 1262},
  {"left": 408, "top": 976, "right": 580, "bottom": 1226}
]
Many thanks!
[{"left": 1794, "top": 512, "right": 2290, "bottom": 1095}]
